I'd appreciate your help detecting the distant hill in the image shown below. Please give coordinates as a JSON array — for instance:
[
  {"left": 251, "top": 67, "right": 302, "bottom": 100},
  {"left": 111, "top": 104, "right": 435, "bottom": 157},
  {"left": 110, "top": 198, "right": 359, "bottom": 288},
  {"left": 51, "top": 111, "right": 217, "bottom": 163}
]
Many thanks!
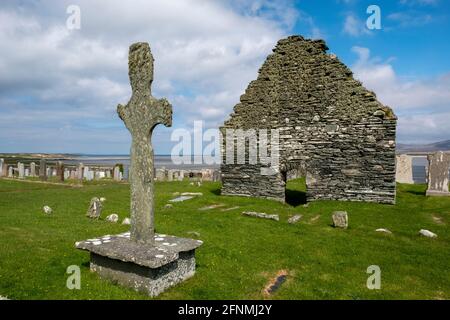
[{"left": 397, "top": 140, "right": 450, "bottom": 153}]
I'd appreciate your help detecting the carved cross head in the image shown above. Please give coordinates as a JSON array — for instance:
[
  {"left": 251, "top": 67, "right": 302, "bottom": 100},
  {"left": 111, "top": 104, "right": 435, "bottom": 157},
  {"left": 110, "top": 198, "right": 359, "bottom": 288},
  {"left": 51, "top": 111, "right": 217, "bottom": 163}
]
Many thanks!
[
  {"left": 128, "top": 42, "right": 154, "bottom": 95},
  {"left": 117, "top": 42, "right": 172, "bottom": 137}
]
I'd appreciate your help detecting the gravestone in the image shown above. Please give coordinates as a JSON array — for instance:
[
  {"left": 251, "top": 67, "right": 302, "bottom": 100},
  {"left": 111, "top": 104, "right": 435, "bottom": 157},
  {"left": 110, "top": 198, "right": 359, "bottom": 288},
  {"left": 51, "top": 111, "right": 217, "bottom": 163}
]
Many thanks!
[
  {"left": 56, "top": 161, "right": 64, "bottom": 182},
  {"left": 83, "top": 166, "right": 90, "bottom": 180},
  {"left": 156, "top": 168, "right": 166, "bottom": 181},
  {"left": 77, "top": 163, "right": 84, "bottom": 181},
  {"left": 113, "top": 166, "right": 121, "bottom": 181},
  {"left": 86, "top": 197, "right": 102, "bottom": 219},
  {"left": 76, "top": 42, "right": 202, "bottom": 297},
  {"left": 123, "top": 165, "right": 129, "bottom": 181},
  {"left": 8, "top": 166, "right": 13, "bottom": 178},
  {"left": 25, "top": 168, "right": 29, "bottom": 177},
  {"left": 178, "top": 170, "right": 185, "bottom": 181},
  {"left": 30, "top": 162, "right": 36, "bottom": 177},
  {"left": 167, "top": 169, "right": 174, "bottom": 181},
  {"left": 396, "top": 154, "right": 414, "bottom": 184},
  {"left": 18, "top": 162, "right": 25, "bottom": 179},
  {"left": 0, "top": 158, "right": 6, "bottom": 177},
  {"left": 426, "top": 151, "right": 450, "bottom": 196},
  {"left": 106, "top": 169, "right": 111, "bottom": 178}
]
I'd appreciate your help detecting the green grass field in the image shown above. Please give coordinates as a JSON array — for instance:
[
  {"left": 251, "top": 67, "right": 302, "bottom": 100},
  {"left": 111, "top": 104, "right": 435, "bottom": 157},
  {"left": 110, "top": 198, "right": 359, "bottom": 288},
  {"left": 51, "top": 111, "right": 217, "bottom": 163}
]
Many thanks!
[{"left": 0, "top": 178, "right": 449, "bottom": 300}]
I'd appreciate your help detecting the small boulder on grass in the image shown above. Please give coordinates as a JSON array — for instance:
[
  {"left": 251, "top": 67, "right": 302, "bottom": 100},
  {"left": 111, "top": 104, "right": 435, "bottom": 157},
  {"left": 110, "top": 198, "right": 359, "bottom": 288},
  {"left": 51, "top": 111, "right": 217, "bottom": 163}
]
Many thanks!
[
  {"left": 122, "top": 218, "right": 131, "bottom": 225},
  {"left": 288, "top": 214, "right": 302, "bottom": 224},
  {"left": 86, "top": 197, "right": 102, "bottom": 219},
  {"left": 376, "top": 228, "right": 392, "bottom": 234},
  {"left": 419, "top": 229, "right": 437, "bottom": 238},
  {"left": 106, "top": 214, "right": 119, "bottom": 223},
  {"left": 43, "top": 205, "right": 52, "bottom": 215},
  {"left": 332, "top": 211, "right": 348, "bottom": 229}
]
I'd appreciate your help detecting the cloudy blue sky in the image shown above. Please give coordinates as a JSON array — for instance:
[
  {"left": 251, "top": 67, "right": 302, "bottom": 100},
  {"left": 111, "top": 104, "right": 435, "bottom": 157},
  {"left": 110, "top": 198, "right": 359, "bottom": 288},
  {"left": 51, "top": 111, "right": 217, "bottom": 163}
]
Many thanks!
[{"left": 0, "top": 0, "right": 449, "bottom": 154}]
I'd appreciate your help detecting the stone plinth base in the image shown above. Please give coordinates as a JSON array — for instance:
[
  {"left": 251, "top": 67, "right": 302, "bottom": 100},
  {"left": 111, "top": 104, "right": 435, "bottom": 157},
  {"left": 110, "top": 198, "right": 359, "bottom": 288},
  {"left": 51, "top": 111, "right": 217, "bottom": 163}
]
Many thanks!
[
  {"left": 75, "top": 232, "right": 202, "bottom": 297},
  {"left": 426, "top": 190, "right": 450, "bottom": 197}
]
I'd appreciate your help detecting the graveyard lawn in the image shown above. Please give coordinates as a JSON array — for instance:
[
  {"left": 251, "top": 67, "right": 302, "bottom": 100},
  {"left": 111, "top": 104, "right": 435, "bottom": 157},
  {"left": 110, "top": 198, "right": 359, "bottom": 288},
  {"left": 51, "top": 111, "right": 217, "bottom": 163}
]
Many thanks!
[{"left": 0, "top": 178, "right": 449, "bottom": 300}]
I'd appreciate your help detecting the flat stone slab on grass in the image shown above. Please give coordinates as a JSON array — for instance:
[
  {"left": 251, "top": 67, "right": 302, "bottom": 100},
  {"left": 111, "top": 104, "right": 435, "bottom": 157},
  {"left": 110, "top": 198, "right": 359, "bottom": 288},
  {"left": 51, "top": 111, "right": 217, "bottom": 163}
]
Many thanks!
[
  {"left": 242, "top": 211, "right": 279, "bottom": 221},
  {"left": 419, "top": 229, "right": 437, "bottom": 238},
  {"left": 288, "top": 214, "right": 302, "bottom": 224},
  {"left": 376, "top": 228, "right": 392, "bottom": 234},
  {"left": 169, "top": 196, "right": 194, "bottom": 202},
  {"left": 198, "top": 204, "right": 225, "bottom": 211},
  {"left": 220, "top": 206, "right": 240, "bottom": 212}
]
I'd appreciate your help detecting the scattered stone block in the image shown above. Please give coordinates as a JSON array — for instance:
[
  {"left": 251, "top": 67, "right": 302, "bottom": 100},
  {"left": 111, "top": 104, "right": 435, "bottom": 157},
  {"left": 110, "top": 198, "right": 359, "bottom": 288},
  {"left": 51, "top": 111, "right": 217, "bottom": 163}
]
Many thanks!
[
  {"left": 164, "top": 204, "right": 173, "bottom": 209},
  {"left": 242, "top": 211, "right": 279, "bottom": 221},
  {"left": 122, "top": 218, "right": 131, "bottom": 225},
  {"left": 198, "top": 204, "right": 225, "bottom": 211},
  {"left": 332, "top": 211, "right": 348, "bottom": 229},
  {"left": 86, "top": 197, "right": 102, "bottom": 219},
  {"left": 181, "top": 192, "right": 203, "bottom": 196},
  {"left": 106, "top": 214, "right": 119, "bottom": 223},
  {"left": 419, "top": 229, "right": 437, "bottom": 238},
  {"left": 375, "top": 228, "right": 392, "bottom": 234},
  {"left": 43, "top": 205, "right": 52, "bottom": 215},
  {"left": 288, "top": 214, "right": 302, "bottom": 224},
  {"left": 100, "top": 197, "right": 106, "bottom": 202},
  {"left": 169, "top": 196, "right": 194, "bottom": 203},
  {"left": 263, "top": 270, "right": 288, "bottom": 296}
]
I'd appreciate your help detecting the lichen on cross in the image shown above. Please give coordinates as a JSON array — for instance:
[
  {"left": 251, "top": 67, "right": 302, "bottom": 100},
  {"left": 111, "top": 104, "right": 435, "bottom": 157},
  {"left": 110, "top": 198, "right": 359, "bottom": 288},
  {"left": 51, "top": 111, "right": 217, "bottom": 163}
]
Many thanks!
[{"left": 117, "top": 42, "right": 172, "bottom": 244}]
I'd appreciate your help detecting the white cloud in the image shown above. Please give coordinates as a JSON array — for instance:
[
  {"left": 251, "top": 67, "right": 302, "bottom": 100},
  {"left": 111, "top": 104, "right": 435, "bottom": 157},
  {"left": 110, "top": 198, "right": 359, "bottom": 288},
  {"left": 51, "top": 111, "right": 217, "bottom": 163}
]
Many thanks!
[
  {"left": 351, "top": 46, "right": 450, "bottom": 143},
  {"left": 0, "top": 0, "right": 306, "bottom": 153},
  {"left": 343, "top": 14, "right": 371, "bottom": 36},
  {"left": 399, "top": 0, "right": 439, "bottom": 6}
]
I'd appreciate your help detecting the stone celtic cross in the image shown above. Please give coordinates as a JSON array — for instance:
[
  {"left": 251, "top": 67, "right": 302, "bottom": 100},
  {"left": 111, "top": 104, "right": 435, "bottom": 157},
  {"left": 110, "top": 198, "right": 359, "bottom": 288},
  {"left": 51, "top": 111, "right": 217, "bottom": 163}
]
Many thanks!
[{"left": 117, "top": 43, "right": 172, "bottom": 244}]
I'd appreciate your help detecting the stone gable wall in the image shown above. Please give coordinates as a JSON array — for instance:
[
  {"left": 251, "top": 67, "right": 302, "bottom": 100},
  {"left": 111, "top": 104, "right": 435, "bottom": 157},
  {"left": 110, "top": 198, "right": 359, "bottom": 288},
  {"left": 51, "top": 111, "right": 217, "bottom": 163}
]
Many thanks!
[{"left": 220, "top": 36, "right": 397, "bottom": 204}]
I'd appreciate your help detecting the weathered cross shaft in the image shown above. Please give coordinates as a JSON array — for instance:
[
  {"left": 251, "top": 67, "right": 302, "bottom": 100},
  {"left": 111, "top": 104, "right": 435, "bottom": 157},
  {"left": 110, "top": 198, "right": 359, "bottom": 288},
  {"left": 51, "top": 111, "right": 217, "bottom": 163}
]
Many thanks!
[{"left": 117, "top": 42, "right": 172, "bottom": 244}]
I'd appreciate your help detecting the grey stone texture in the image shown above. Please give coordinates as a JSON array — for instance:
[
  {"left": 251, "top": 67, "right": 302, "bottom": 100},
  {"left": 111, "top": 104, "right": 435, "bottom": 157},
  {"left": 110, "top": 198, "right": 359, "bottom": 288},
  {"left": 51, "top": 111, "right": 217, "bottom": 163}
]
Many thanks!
[
  {"left": 220, "top": 36, "right": 397, "bottom": 204},
  {"left": 76, "top": 233, "right": 202, "bottom": 297},
  {"left": 426, "top": 151, "right": 450, "bottom": 196},
  {"left": 77, "top": 163, "right": 84, "bottom": 180},
  {"left": 17, "top": 162, "right": 24, "bottom": 179},
  {"left": 0, "top": 158, "right": 6, "bottom": 177},
  {"left": 117, "top": 42, "right": 173, "bottom": 244},
  {"left": 86, "top": 197, "right": 102, "bottom": 219},
  {"left": 39, "top": 159, "right": 47, "bottom": 181},
  {"left": 30, "top": 162, "right": 36, "bottom": 177},
  {"left": 242, "top": 211, "right": 279, "bottom": 221},
  {"left": 288, "top": 214, "right": 302, "bottom": 224},
  {"left": 56, "top": 161, "right": 64, "bottom": 182},
  {"left": 332, "top": 211, "right": 348, "bottom": 229},
  {"left": 396, "top": 154, "right": 414, "bottom": 184}
]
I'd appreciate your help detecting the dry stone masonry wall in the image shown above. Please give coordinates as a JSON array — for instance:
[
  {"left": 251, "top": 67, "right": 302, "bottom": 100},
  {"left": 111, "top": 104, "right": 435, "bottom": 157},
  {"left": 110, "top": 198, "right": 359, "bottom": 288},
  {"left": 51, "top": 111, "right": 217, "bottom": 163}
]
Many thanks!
[{"left": 220, "top": 36, "right": 397, "bottom": 204}]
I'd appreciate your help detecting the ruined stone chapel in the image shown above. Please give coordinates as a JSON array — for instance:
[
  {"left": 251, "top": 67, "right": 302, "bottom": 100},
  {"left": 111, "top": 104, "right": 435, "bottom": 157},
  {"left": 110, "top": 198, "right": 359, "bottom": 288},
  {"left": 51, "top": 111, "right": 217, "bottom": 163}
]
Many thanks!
[{"left": 220, "top": 36, "right": 397, "bottom": 204}]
